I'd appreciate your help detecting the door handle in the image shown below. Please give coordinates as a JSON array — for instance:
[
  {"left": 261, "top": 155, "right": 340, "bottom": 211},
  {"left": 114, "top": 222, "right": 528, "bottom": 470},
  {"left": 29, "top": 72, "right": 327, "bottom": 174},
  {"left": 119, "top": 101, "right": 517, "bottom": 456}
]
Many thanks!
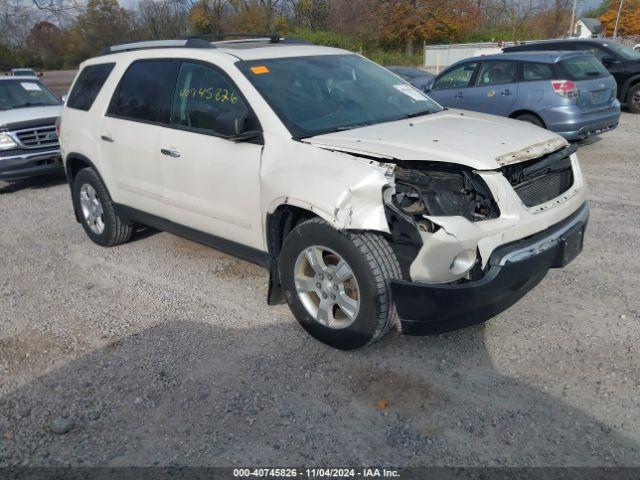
[
  {"left": 160, "top": 148, "right": 181, "bottom": 158},
  {"left": 501, "top": 89, "right": 512, "bottom": 96},
  {"left": 100, "top": 135, "right": 114, "bottom": 142}
]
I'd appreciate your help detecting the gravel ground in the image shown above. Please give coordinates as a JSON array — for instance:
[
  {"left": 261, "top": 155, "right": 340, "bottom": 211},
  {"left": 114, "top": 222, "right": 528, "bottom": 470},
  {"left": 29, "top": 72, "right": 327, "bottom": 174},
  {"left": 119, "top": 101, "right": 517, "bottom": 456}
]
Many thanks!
[{"left": 0, "top": 113, "right": 638, "bottom": 467}]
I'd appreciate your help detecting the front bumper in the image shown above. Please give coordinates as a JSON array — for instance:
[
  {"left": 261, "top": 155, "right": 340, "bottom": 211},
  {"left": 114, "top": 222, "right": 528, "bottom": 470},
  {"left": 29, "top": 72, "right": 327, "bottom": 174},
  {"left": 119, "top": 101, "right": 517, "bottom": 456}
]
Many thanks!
[
  {"left": 0, "top": 148, "right": 63, "bottom": 180},
  {"left": 391, "top": 202, "right": 589, "bottom": 335}
]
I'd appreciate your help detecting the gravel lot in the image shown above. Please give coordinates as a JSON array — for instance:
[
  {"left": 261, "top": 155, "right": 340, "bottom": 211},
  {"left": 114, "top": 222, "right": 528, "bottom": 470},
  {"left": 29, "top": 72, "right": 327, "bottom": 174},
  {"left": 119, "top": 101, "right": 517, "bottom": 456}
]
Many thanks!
[{"left": 0, "top": 112, "right": 638, "bottom": 467}]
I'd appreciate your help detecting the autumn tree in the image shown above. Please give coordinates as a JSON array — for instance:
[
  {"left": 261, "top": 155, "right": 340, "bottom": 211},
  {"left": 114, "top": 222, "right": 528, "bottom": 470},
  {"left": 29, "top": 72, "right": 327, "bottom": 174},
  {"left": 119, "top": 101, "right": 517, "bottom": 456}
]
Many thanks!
[{"left": 600, "top": 0, "right": 640, "bottom": 35}]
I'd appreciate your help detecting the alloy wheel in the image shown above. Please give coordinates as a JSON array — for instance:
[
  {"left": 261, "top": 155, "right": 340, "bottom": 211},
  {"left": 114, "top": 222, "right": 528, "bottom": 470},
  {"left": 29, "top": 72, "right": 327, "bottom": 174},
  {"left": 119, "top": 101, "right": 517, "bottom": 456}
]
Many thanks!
[{"left": 79, "top": 183, "right": 105, "bottom": 235}]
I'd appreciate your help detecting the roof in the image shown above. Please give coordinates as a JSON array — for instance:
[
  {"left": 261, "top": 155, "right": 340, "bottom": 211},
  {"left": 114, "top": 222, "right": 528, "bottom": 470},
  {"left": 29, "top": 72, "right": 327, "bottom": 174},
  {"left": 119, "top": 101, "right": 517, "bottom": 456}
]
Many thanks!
[
  {"left": 0, "top": 76, "right": 42, "bottom": 81},
  {"left": 579, "top": 17, "right": 604, "bottom": 34},
  {"left": 469, "top": 51, "right": 588, "bottom": 63}
]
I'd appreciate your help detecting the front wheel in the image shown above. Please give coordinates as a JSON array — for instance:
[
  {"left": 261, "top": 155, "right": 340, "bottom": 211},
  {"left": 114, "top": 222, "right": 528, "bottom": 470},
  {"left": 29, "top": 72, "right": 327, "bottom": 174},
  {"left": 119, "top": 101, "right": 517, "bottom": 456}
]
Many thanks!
[
  {"left": 279, "top": 218, "right": 402, "bottom": 350},
  {"left": 626, "top": 84, "right": 640, "bottom": 114}
]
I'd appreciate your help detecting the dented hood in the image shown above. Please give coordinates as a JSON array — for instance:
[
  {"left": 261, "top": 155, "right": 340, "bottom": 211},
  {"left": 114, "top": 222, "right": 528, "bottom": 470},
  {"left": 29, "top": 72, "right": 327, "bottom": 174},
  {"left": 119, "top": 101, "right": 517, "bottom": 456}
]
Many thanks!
[{"left": 303, "top": 109, "right": 567, "bottom": 171}]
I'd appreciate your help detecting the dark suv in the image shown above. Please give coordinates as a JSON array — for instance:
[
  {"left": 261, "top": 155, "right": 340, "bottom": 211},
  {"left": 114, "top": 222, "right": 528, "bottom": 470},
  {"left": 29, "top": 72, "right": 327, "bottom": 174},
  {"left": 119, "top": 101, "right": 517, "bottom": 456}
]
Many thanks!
[{"left": 504, "top": 39, "right": 640, "bottom": 113}]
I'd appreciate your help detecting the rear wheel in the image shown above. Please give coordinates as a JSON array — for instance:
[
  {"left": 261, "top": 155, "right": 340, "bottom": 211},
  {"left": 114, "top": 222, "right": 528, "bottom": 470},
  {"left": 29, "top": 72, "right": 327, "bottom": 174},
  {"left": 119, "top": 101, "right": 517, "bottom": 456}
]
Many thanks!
[
  {"left": 279, "top": 218, "right": 402, "bottom": 350},
  {"left": 626, "top": 84, "right": 640, "bottom": 114},
  {"left": 72, "top": 168, "right": 132, "bottom": 247},
  {"left": 515, "top": 113, "right": 545, "bottom": 128}
]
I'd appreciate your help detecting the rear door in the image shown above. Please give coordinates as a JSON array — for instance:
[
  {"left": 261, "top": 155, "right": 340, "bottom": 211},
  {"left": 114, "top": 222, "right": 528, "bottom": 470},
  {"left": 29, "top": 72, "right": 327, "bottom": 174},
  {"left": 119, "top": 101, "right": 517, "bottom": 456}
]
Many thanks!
[
  {"left": 560, "top": 55, "right": 617, "bottom": 114},
  {"left": 462, "top": 60, "right": 519, "bottom": 115},
  {"left": 427, "top": 61, "right": 479, "bottom": 107},
  {"left": 100, "top": 59, "right": 178, "bottom": 217}
]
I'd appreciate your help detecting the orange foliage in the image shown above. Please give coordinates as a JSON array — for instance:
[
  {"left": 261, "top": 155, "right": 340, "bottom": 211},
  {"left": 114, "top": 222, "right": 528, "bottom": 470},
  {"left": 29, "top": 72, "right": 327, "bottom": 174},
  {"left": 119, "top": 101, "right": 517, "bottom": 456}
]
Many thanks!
[{"left": 601, "top": 0, "right": 640, "bottom": 36}]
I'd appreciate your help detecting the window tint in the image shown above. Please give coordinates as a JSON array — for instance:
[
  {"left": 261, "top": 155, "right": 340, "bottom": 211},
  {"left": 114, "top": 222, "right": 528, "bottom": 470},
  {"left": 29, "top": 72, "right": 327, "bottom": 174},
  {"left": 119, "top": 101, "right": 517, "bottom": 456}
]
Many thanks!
[
  {"left": 561, "top": 56, "right": 609, "bottom": 80},
  {"left": 476, "top": 61, "right": 518, "bottom": 86},
  {"left": 109, "top": 60, "right": 178, "bottom": 123},
  {"left": 573, "top": 44, "right": 608, "bottom": 62},
  {"left": 433, "top": 62, "right": 478, "bottom": 90},
  {"left": 522, "top": 62, "right": 554, "bottom": 81},
  {"left": 172, "top": 62, "right": 250, "bottom": 135},
  {"left": 67, "top": 63, "right": 115, "bottom": 111}
]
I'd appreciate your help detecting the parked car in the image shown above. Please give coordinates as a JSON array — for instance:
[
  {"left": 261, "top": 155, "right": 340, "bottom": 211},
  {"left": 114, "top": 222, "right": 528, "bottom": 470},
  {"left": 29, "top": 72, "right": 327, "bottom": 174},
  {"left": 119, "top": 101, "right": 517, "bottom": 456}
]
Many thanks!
[
  {"left": 10, "top": 68, "right": 39, "bottom": 79},
  {"left": 59, "top": 38, "right": 588, "bottom": 349},
  {"left": 634, "top": 44, "right": 640, "bottom": 54},
  {"left": 504, "top": 39, "right": 640, "bottom": 113},
  {"left": 0, "top": 76, "right": 63, "bottom": 182},
  {"left": 386, "top": 66, "right": 434, "bottom": 92},
  {"left": 425, "top": 51, "right": 620, "bottom": 141}
]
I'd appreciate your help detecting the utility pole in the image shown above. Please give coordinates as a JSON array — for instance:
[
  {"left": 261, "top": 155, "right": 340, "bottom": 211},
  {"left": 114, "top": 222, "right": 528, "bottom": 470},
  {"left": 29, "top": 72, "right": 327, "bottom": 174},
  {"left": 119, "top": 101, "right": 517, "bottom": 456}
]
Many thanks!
[
  {"left": 568, "top": 0, "right": 577, "bottom": 38},
  {"left": 613, "top": 0, "right": 624, "bottom": 38}
]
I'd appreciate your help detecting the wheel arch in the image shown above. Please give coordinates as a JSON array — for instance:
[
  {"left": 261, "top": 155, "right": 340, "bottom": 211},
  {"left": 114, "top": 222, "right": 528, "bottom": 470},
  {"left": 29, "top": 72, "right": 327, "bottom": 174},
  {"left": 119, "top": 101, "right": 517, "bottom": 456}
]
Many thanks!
[
  {"left": 265, "top": 204, "right": 322, "bottom": 305},
  {"left": 509, "top": 110, "right": 546, "bottom": 128},
  {"left": 621, "top": 74, "right": 640, "bottom": 102},
  {"left": 65, "top": 153, "right": 105, "bottom": 222}
]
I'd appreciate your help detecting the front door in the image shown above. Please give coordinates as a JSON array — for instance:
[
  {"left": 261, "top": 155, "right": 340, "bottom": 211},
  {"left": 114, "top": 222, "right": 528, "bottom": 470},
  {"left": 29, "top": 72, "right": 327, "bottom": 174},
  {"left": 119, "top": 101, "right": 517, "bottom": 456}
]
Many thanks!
[
  {"left": 427, "top": 61, "right": 479, "bottom": 108},
  {"left": 159, "top": 60, "right": 264, "bottom": 250},
  {"left": 462, "top": 60, "right": 519, "bottom": 116}
]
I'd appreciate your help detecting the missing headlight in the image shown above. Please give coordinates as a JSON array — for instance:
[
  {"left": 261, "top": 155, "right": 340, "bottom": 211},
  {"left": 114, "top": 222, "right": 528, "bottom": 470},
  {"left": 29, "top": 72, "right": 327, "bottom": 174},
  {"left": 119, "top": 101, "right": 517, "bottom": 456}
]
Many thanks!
[{"left": 392, "top": 164, "right": 500, "bottom": 223}]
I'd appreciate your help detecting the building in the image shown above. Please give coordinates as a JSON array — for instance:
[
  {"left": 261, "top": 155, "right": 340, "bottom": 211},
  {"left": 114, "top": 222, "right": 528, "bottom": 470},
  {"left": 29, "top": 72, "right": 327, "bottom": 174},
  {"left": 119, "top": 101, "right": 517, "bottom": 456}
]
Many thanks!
[{"left": 574, "top": 18, "right": 604, "bottom": 38}]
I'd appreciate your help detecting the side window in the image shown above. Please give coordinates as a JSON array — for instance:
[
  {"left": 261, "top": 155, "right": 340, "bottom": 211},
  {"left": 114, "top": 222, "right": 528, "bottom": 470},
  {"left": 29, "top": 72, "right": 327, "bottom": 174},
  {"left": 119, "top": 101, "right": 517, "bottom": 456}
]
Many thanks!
[
  {"left": 476, "top": 61, "right": 518, "bottom": 86},
  {"left": 172, "top": 61, "right": 250, "bottom": 135},
  {"left": 108, "top": 60, "right": 178, "bottom": 124},
  {"left": 574, "top": 44, "right": 607, "bottom": 62},
  {"left": 522, "top": 62, "right": 554, "bottom": 81},
  {"left": 67, "top": 63, "right": 115, "bottom": 111},
  {"left": 432, "top": 62, "right": 478, "bottom": 90}
]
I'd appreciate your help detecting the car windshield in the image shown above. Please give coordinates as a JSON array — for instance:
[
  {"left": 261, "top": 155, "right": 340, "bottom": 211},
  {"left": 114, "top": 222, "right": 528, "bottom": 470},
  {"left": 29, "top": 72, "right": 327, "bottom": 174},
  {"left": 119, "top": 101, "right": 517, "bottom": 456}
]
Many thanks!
[
  {"left": 0, "top": 80, "right": 60, "bottom": 110},
  {"left": 561, "top": 55, "right": 610, "bottom": 80},
  {"left": 238, "top": 54, "right": 442, "bottom": 139},
  {"left": 605, "top": 42, "right": 640, "bottom": 60},
  {"left": 14, "top": 69, "right": 36, "bottom": 76}
]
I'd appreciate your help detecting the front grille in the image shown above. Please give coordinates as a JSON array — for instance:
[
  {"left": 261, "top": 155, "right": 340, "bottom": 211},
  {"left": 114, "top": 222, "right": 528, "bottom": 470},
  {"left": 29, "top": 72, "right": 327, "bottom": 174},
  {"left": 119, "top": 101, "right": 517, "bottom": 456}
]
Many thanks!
[
  {"left": 513, "top": 170, "right": 574, "bottom": 207},
  {"left": 13, "top": 125, "right": 58, "bottom": 149},
  {"left": 502, "top": 145, "right": 575, "bottom": 208}
]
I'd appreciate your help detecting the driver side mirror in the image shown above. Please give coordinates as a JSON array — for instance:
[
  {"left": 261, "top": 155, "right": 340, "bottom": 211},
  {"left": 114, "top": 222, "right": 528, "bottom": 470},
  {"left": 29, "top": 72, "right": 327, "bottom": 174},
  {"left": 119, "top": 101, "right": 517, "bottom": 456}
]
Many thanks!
[
  {"left": 215, "top": 111, "right": 261, "bottom": 143},
  {"left": 602, "top": 56, "right": 619, "bottom": 68},
  {"left": 424, "top": 77, "right": 435, "bottom": 93}
]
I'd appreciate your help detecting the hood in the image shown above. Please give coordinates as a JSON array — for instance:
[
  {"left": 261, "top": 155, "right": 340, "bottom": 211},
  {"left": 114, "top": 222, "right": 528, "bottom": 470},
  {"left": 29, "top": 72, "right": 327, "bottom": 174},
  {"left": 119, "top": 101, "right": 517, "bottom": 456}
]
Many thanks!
[
  {"left": 0, "top": 105, "right": 62, "bottom": 129},
  {"left": 303, "top": 109, "right": 567, "bottom": 171}
]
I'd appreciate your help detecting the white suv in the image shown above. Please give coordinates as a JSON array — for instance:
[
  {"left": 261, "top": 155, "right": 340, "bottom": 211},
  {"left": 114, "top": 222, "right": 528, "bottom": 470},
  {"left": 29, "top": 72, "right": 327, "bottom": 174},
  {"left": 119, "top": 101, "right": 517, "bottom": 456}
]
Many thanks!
[{"left": 59, "top": 37, "right": 589, "bottom": 349}]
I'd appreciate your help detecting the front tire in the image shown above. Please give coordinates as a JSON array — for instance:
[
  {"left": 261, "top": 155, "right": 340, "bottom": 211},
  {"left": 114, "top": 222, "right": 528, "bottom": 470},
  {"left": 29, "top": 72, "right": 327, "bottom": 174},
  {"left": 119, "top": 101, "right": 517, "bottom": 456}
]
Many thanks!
[
  {"left": 72, "top": 168, "right": 132, "bottom": 247},
  {"left": 279, "top": 218, "right": 402, "bottom": 350},
  {"left": 626, "top": 84, "right": 640, "bottom": 114}
]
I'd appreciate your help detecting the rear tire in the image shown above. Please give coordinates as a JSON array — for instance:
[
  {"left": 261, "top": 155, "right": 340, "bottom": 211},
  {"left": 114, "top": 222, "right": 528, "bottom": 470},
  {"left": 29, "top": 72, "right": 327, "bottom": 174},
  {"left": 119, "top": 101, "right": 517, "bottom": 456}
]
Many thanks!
[
  {"left": 279, "top": 218, "right": 402, "bottom": 350},
  {"left": 626, "top": 84, "right": 640, "bottom": 114},
  {"left": 515, "top": 113, "right": 545, "bottom": 128},
  {"left": 72, "top": 168, "right": 132, "bottom": 247}
]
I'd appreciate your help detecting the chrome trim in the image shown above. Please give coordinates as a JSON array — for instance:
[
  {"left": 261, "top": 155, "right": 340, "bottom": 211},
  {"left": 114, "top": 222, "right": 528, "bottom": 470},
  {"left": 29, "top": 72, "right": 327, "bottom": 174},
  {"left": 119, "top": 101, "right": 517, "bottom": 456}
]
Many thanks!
[
  {"left": 0, "top": 149, "right": 61, "bottom": 162},
  {"left": 498, "top": 204, "right": 589, "bottom": 266},
  {"left": 9, "top": 124, "right": 58, "bottom": 150}
]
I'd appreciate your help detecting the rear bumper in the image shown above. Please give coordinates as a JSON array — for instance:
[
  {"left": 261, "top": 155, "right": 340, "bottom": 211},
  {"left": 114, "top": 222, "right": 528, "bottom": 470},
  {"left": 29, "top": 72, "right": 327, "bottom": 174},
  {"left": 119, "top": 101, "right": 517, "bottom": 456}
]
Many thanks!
[
  {"left": 543, "top": 102, "right": 621, "bottom": 141},
  {"left": 0, "top": 148, "right": 63, "bottom": 180},
  {"left": 391, "top": 202, "right": 589, "bottom": 335}
]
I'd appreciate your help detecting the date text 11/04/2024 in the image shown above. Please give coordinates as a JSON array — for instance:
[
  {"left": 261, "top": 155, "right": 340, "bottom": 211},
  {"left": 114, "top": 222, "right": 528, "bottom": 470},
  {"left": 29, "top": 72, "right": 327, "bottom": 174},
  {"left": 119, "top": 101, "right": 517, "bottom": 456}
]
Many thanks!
[{"left": 232, "top": 468, "right": 401, "bottom": 478}]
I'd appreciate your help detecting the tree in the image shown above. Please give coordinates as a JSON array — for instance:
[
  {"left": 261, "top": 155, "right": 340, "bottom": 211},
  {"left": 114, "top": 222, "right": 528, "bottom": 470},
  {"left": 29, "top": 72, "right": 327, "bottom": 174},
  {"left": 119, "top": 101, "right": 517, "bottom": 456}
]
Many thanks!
[
  {"left": 138, "top": 0, "right": 194, "bottom": 39},
  {"left": 26, "top": 20, "right": 66, "bottom": 68},
  {"left": 600, "top": 0, "right": 640, "bottom": 35}
]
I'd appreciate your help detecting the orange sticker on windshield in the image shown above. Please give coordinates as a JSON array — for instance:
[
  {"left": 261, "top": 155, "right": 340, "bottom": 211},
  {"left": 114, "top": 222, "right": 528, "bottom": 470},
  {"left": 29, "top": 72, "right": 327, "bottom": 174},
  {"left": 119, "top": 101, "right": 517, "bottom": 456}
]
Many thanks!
[{"left": 251, "top": 65, "right": 270, "bottom": 75}]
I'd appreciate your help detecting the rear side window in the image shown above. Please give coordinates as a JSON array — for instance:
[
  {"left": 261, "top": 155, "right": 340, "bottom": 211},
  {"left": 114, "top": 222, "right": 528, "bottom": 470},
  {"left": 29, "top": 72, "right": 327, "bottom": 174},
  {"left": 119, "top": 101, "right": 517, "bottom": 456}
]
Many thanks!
[
  {"left": 109, "top": 60, "right": 178, "bottom": 124},
  {"left": 171, "top": 61, "right": 251, "bottom": 135},
  {"left": 67, "top": 63, "right": 115, "bottom": 111},
  {"left": 560, "top": 56, "right": 609, "bottom": 80},
  {"left": 476, "top": 61, "right": 518, "bottom": 86},
  {"left": 522, "top": 62, "right": 554, "bottom": 81}
]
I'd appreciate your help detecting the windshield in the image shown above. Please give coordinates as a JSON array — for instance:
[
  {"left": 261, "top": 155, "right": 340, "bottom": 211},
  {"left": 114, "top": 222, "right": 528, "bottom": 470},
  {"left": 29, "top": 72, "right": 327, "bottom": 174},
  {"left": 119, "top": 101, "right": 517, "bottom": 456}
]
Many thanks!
[
  {"left": 0, "top": 80, "right": 61, "bottom": 110},
  {"left": 605, "top": 42, "right": 640, "bottom": 60},
  {"left": 561, "top": 55, "right": 610, "bottom": 80},
  {"left": 14, "top": 69, "right": 36, "bottom": 76},
  {"left": 238, "top": 54, "right": 442, "bottom": 138}
]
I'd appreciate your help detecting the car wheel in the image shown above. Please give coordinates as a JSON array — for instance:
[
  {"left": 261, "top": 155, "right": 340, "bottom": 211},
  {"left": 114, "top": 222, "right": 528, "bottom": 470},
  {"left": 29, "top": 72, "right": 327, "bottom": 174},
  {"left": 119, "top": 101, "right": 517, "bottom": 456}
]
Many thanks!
[
  {"left": 72, "top": 168, "right": 132, "bottom": 247},
  {"left": 626, "top": 84, "right": 640, "bottom": 114},
  {"left": 279, "top": 218, "right": 402, "bottom": 350},
  {"left": 515, "top": 113, "right": 545, "bottom": 128}
]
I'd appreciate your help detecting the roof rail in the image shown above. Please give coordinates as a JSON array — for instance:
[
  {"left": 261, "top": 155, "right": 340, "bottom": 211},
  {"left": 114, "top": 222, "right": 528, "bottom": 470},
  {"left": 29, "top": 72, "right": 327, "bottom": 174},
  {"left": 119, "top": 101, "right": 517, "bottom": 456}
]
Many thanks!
[
  {"left": 189, "top": 33, "right": 313, "bottom": 46},
  {"left": 98, "top": 38, "right": 214, "bottom": 56}
]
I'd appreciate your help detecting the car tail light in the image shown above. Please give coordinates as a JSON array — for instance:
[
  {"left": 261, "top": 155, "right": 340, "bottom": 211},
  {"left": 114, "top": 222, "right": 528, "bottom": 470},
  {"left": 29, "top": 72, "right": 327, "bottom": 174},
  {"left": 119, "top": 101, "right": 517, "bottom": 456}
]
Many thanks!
[
  {"left": 55, "top": 117, "right": 61, "bottom": 137},
  {"left": 551, "top": 80, "right": 579, "bottom": 99}
]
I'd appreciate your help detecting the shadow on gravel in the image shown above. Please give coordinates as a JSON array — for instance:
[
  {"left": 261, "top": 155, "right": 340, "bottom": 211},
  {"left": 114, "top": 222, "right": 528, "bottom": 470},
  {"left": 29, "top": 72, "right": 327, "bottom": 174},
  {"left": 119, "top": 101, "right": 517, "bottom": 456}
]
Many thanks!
[
  {"left": 0, "top": 321, "right": 638, "bottom": 466},
  {"left": 0, "top": 174, "right": 67, "bottom": 195}
]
